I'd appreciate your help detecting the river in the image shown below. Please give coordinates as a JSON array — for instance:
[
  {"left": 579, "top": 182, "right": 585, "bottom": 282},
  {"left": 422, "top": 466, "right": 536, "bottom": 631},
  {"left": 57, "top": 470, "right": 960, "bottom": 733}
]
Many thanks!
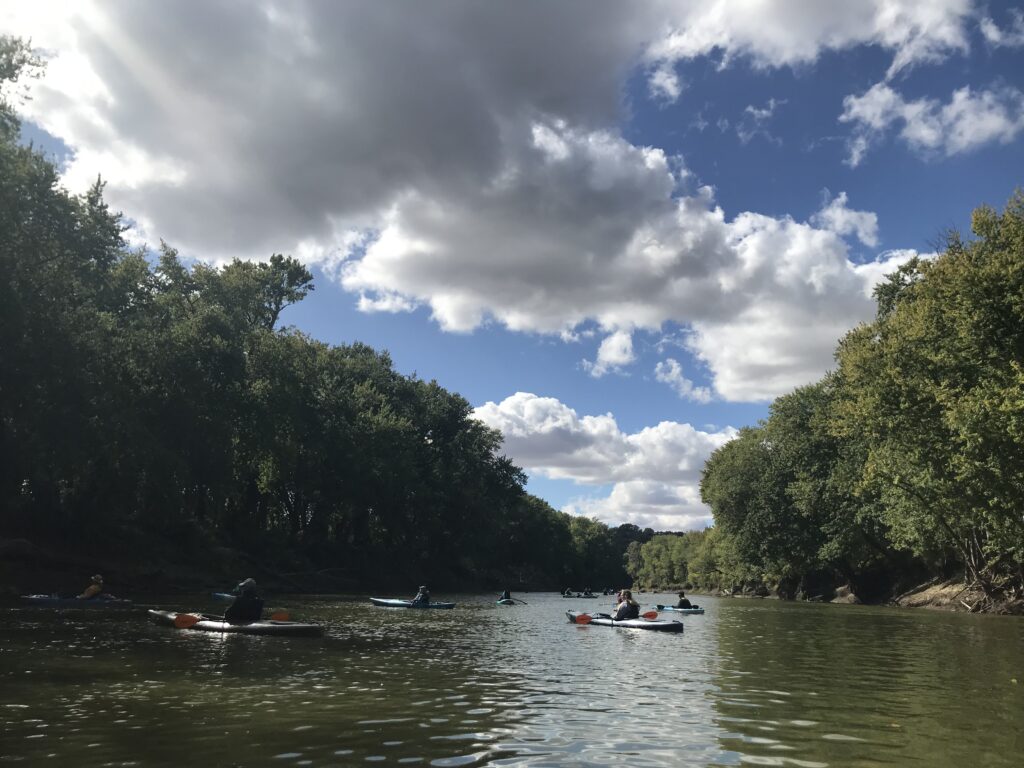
[{"left": 1, "top": 593, "right": 1021, "bottom": 766}]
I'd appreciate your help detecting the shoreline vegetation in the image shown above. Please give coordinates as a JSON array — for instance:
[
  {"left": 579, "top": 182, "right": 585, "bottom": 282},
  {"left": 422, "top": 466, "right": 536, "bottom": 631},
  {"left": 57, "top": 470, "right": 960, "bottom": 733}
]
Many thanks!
[{"left": 1, "top": 37, "right": 1021, "bottom": 616}]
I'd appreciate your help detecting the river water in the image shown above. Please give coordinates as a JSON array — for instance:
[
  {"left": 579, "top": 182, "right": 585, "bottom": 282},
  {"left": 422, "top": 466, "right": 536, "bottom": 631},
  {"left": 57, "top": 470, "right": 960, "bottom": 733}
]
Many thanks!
[{"left": 1, "top": 593, "right": 1021, "bottom": 766}]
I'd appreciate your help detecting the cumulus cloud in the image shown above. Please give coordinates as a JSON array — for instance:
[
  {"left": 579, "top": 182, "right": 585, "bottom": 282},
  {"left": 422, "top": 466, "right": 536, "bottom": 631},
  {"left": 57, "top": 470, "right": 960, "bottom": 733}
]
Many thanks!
[
  {"left": 5, "top": 1, "right": 924, "bottom": 403},
  {"left": 840, "top": 82, "right": 1024, "bottom": 165},
  {"left": 654, "top": 359, "right": 712, "bottom": 403},
  {"left": 583, "top": 330, "right": 636, "bottom": 378},
  {"left": 811, "top": 191, "right": 879, "bottom": 247},
  {"left": 473, "top": 392, "right": 735, "bottom": 528}
]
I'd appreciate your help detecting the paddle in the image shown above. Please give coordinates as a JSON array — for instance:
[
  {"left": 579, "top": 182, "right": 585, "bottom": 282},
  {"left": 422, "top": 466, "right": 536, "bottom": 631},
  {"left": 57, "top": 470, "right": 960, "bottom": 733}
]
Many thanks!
[
  {"left": 269, "top": 610, "right": 290, "bottom": 621},
  {"left": 513, "top": 598, "right": 529, "bottom": 605},
  {"left": 641, "top": 610, "right": 659, "bottom": 620}
]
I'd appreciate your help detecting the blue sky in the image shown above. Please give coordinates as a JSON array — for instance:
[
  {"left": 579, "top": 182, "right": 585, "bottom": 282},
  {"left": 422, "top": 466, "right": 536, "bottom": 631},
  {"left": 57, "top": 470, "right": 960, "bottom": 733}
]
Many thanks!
[{"left": 4, "top": 1, "right": 1023, "bottom": 530}]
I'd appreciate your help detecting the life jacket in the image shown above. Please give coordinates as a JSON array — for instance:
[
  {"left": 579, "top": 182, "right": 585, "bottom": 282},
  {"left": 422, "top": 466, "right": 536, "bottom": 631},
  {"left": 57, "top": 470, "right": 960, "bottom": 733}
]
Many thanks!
[{"left": 225, "top": 593, "right": 264, "bottom": 624}]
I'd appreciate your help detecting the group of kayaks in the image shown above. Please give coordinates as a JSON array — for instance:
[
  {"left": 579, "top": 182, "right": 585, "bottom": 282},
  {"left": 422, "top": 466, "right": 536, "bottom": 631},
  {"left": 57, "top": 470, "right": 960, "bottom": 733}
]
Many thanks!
[{"left": 19, "top": 593, "right": 705, "bottom": 636}]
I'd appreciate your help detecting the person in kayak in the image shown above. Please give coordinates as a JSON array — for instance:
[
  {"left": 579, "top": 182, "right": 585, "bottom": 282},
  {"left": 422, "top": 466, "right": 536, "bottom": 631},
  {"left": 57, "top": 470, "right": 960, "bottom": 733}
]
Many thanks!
[
  {"left": 78, "top": 574, "right": 104, "bottom": 599},
  {"left": 224, "top": 578, "right": 263, "bottom": 624},
  {"left": 675, "top": 591, "right": 694, "bottom": 609},
  {"left": 412, "top": 585, "right": 431, "bottom": 605},
  {"left": 562, "top": 587, "right": 573, "bottom": 597},
  {"left": 499, "top": 588, "right": 511, "bottom": 601},
  {"left": 612, "top": 589, "right": 640, "bottom": 620}
]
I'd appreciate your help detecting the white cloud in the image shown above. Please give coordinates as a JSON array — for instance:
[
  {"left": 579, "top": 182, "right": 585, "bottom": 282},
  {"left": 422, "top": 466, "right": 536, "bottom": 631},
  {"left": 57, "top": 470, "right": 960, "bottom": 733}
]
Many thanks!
[
  {"left": 737, "top": 98, "right": 787, "bottom": 144},
  {"left": 645, "top": 0, "right": 973, "bottom": 94},
  {"left": 5, "top": 2, "right": 926, "bottom": 403},
  {"left": 584, "top": 330, "right": 636, "bottom": 378},
  {"left": 473, "top": 392, "right": 735, "bottom": 529},
  {"left": 648, "top": 64, "right": 683, "bottom": 102},
  {"left": 841, "top": 82, "right": 1024, "bottom": 165},
  {"left": 811, "top": 191, "right": 879, "bottom": 247},
  {"left": 654, "top": 358, "right": 712, "bottom": 403},
  {"left": 980, "top": 10, "right": 1024, "bottom": 48}
]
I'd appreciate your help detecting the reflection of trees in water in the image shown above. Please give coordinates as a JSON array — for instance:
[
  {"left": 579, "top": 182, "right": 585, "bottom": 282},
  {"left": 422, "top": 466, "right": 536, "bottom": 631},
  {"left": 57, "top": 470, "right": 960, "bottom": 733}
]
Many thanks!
[{"left": 709, "top": 601, "right": 1024, "bottom": 767}]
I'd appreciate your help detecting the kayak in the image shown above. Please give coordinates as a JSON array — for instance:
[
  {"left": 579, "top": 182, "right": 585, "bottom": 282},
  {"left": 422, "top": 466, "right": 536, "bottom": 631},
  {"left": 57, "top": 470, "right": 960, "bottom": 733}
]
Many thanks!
[
  {"left": 211, "top": 592, "right": 236, "bottom": 601},
  {"left": 148, "top": 610, "right": 324, "bottom": 637},
  {"left": 369, "top": 597, "right": 456, "bottom": 609},
  {"left": 566, "top": 610, "right": 683, "bottom": 633},
  {"left": 562, "top": 594, "right": 598, "bottom": 599},
  {"left": 20, "top": 594, "right": 134, "bottom": 608},
  {"left": 496, "top": 598, "right": 515, "bottom": 605},
  {"left": 655, "top": 604, "right": 705, "bottom": 614}
]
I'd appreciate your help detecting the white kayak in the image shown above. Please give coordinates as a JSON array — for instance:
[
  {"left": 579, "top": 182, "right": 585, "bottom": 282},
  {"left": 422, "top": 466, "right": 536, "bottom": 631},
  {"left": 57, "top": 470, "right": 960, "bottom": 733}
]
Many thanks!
[
  {"left": 566, "top": 610, "right": 683, "bottom": 633},
  {"left": 148, "top": 610, "right": 324, "bottom": 637}
]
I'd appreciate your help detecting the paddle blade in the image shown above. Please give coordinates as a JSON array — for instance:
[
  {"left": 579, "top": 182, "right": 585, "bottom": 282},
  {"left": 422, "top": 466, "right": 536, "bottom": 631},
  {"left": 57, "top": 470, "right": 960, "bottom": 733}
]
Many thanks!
[
  {"left": 574, "top": 613, "right": 593, "bottom": 624},
  {"left": 269, "top": 611, "right": 290, "bottom": 621},
  {"left": 173, "top": 613, "right": 201, "bottom": 629},
  {"left": 641, "top": 610, "right": 659, "bottom": 620}
]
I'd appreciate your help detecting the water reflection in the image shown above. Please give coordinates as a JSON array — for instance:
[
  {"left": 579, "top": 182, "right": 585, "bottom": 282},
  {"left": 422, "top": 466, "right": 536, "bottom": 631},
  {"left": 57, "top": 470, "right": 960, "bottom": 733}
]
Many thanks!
[
  {"left": 1, "top": 594, "right": 1021, "bottom": 766},
  {"left": 709, "top": 599, "right": 1024, "bottom": 767}
]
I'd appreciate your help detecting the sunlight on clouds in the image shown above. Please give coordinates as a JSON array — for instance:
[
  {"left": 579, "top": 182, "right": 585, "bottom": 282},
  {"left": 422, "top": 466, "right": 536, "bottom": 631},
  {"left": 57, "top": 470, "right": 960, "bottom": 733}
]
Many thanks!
[
  {"left": 474, "top": 392, "right": 735, "bottom": 528},
  {"left": 3, "top": 2, "right": 937, "bottom": 404}
]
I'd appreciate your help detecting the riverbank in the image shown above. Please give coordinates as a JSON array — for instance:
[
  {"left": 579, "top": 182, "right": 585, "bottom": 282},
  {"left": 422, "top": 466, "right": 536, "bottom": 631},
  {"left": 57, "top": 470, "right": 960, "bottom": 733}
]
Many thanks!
[
  {"left": 644, "top": 579, "right": 1023, "bottom": 615},
  {"left": 892, "top": 578, "right": 1024, "bottom": 615}
]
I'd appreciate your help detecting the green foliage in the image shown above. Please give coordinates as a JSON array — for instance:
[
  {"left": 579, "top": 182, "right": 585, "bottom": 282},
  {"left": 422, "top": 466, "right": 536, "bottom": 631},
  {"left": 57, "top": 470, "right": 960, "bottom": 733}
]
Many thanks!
[
  {"left": 697, "top": 191, "right": 1024, "bottom": 602},
  {"left": 831, "top": 192, "right": 1024, "bottom": 596}
]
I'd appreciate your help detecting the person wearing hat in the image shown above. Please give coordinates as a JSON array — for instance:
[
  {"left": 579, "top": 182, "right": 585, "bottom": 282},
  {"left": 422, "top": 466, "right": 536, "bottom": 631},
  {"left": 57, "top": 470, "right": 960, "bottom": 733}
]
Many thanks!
[
  {"left": 675, "top": 591, "right": 693, "bottom": 609},
  {"left": 612, "top": 589, "right": 640, "bottom": 621},
  {"left": 411, "top": 585, "right": 430, "bottom": 605},
  {"left": 224, "top": 578, "right": 264, "bottom": 624},
  {"left": 78, "top": 574, "right": 104, "bottom": 600}
]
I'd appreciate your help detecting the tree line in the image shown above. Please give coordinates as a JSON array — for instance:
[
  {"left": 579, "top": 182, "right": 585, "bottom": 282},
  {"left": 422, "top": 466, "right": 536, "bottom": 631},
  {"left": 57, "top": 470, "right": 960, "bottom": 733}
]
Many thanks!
[
  {"left": 0, "top": 37, "right": 653, "bottom": 591},
  {"left": 628, "top": 192, "right": 1024, "bottom": 608}
]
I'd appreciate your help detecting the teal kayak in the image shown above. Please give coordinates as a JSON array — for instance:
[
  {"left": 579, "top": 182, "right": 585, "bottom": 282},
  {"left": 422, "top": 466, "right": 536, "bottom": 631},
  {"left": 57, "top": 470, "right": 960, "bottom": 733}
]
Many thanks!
[
  {"left": 369, "top": 597, "right": 456, "bottom": 609},
  {"left": 655, "top": 604, "right": 705, "bottom": 614},
  {"left": 496, "top": 598, "right": 515, "bottom": 605}
]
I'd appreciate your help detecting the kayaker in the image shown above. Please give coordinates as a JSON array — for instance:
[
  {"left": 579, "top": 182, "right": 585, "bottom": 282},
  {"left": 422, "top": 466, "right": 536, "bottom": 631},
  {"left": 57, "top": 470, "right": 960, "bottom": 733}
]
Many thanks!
[
  {"left": 562, "top": 587, "right": 573, "bottom": 597},
  {"left": 412, "top": 585, "right": 430, "bottom": 605},
  {"left": 78, "top": 574, "right": 104, "bottom": 599},
  {"left": 675, "top": 591, "right": 694, "bottom": 609},
  {"left": 612, "top": 589, "right": 640, "bottom": 620},
  {"left": 499, "top": 588, "right": 511, "bottom": 601},
  {"left": 224, "top": 578, "right": 264, "bottom": 625}
]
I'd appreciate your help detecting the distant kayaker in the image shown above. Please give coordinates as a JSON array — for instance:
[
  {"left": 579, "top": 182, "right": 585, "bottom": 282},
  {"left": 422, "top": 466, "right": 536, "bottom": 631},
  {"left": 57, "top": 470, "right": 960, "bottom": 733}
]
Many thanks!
[
  {"left": 562, "top": 587, "right": 573, "bottom": 597},
  {"left": 499, "top": 588, "right": 511, "bottom": 601},
  {"left": 224, "top": 578, "right": 263, "bottom": 625},
  {"left": 675, "top": 591, "right": 693, "bottom": 609},
  {"left": 78, "top": 574, "right": 104, "bottom": 600},
  {"left": 612, "top": 589, "right": 640, "bottom": 620},
  {"left": 412, "top": 585, "right": 431, "bottom": 605}
]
